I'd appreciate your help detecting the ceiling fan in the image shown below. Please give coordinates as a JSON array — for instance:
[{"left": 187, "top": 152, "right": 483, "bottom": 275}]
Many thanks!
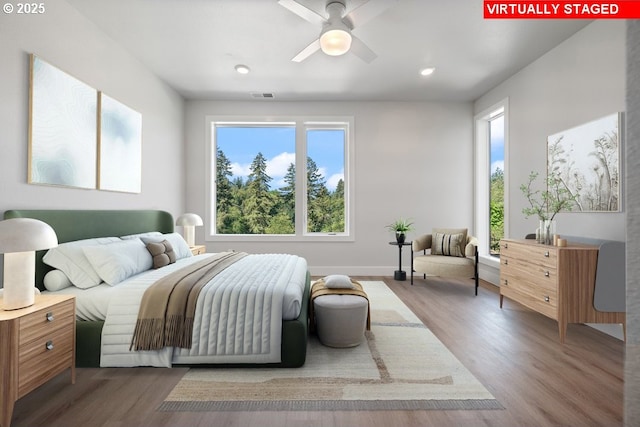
[{"left": 278, "top": 0, "right": 398, "bottom": 63}]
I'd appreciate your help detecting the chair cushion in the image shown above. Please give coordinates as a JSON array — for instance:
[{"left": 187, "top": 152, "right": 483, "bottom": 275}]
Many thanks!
[
  {"left": 413, "top": 254, "right": 474, "bottom": 278},
  {"left": 432, "top": 231, "right": 465, "bottom": 257}
]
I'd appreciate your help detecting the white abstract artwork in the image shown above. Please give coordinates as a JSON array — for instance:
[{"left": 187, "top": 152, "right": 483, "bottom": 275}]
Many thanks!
[
  {"left": 547, "top": 112, "right": 621, "bottom": 212},
  {"left": 29, "top": 55, "right": 97, "bottom": 189},
  {"left": 99, "top": 93, "right": 142, "bottom": 193}
]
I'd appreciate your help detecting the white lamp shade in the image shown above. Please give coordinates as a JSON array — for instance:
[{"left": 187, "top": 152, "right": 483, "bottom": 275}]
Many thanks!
[
  {"left": 176, "top": 213, "right": 203, "bottom": 247},
  {"left": 0, "top": 218, "right": 58, "bottom": 253},
  {"left": 0, "top": 218, "right": 57, "bottom": 310},
  {"left": 320, "top": 28, "right": 352, "bottom": 56},
  {"left": 175, "top": 213, "right": 203, "bottom": 227}
]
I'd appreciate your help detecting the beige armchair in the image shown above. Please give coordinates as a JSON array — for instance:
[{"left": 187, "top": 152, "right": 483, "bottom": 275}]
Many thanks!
[{"left": 411, "top": 228, "right": 479, "bottom": 295}]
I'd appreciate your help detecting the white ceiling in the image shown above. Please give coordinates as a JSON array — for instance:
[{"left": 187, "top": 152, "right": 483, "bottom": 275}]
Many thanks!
[{"left": 66, "top": 0, "right": 591, "bottom": 102}]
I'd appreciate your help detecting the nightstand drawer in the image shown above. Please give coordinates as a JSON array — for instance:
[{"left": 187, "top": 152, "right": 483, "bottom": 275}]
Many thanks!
[
  {"left": 18, "top": 328, "right": 74, "bottom": 397},
  {"left": 19, "top": 299, "right": 75, "bottom": 345},
  {"left": 190, "top": 245, "right": 206, "bottom": 255}
]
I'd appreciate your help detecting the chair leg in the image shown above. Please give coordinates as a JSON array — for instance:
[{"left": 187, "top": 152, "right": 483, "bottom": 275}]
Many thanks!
[{"left": 474, "top": 249, "right": 479, "bottom": 296}]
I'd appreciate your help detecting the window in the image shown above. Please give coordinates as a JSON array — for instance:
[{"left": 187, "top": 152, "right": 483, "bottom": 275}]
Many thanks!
[
  {"left": 475, "top": 100, "right": 508, "bottom": 260},
  {"left": 207, "top": 117, "right": 353, "bottom": 241}
]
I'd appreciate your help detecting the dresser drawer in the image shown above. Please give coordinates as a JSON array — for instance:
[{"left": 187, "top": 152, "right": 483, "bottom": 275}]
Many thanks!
[
  {"left": 501, "top": 257, "right": 557, "bottom": 293},
  {"left": 501, "top": 241, "right": 557, "bottom": 269},
  {"left": 500, "top": 286, "right": 557, "bottom": 320},
  {"left": 501, "top": 268, "right": 558, "bottom": 303},
  {"left": 18, "top": 327, "right": 74, "bottom": 397},
  {"left": 19, "top": 299, "right": 75, "bottom": 345}
]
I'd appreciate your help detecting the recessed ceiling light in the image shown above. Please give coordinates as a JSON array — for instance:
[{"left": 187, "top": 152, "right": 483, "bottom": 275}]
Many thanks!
[
  {"left": 235, "top": 64, "right": 250, "bottom": 74},
  {"left": 420, "top": 67, "right": 435, "bottom": 76}
]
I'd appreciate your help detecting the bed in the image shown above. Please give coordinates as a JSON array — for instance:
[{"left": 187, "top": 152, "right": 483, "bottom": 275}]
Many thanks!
[{"left": 3, "top": 209, "right": 310, "bottom": 368}]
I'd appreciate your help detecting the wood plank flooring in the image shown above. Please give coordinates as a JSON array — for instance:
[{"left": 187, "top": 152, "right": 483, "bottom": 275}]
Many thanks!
[{"left": 8, "top": 277, "right": 623, "bottom": 427}]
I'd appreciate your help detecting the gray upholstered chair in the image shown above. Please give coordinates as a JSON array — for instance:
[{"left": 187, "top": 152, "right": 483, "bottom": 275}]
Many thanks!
[{"left": 411, "top": 228, "right": 479, "bottom": 295}]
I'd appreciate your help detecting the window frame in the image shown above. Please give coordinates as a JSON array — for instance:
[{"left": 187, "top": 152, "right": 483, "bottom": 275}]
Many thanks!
[
  {"left": 205, "top": 115, "right": 355, "bottom": 242},
  {"left": 474, "top": 99, "right": 509, "bottom": 265}
]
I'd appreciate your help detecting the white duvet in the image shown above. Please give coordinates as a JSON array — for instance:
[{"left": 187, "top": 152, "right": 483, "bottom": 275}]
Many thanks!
[{"left": 47, "top": 253, "right": 308, "bottom": 367}]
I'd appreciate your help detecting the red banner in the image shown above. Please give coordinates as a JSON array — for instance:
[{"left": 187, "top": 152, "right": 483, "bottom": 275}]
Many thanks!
[{"left": 484, "top": 1, "right": 640, "bottom": 18}]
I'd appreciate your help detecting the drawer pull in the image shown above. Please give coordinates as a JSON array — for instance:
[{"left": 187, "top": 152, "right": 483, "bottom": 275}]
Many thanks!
[
  {"left": 504, "top": 243, "right": 508, "bottom": 249},
  {"left": 544, "top": 296, "right": 550, "bottom": 302},
  {"left": 544, "top": 251, "right": 550, "bottom": 257},
  {"left": 45, "top": 341, "right": 54, "bottom": 351},
  {"left": 46, "top": 312, "right": 54, "bottom": 322},
  {"left": 504, "top": 259, "right": 508, "bottom": 265},
  {"left": 544, "top": 271, "right": 550, "bottom": 277},
  {"left": 504, "top": 279, "right": 508, "bottom": 286}
]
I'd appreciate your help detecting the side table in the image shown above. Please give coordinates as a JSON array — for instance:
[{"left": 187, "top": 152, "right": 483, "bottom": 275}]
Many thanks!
[{"left": 389, "top": 241, "right": 412, "bottom": 281}]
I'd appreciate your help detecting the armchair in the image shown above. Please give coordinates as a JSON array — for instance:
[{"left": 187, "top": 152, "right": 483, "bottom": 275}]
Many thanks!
[{"left": 411, "top": 228, "right": 479, "bottom": 295}]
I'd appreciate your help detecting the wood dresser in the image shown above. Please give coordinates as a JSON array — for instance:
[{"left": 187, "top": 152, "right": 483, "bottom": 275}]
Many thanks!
[
  {"left": 499, "top": 238, "right": 625, "bottom": 343},
  {"left": 0, "top": 294, "right": 76, "bottom": 427}
]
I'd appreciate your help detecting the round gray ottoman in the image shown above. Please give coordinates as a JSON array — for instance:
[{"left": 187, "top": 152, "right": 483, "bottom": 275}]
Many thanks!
[{"left": 313, "top": 294, "right": 369, "bottom": 348}]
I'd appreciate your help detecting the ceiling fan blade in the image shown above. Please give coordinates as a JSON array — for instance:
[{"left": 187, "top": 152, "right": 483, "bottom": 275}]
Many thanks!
[
  {"left": 292, "top": 38, "right": 321, "bottom": 62},
  {"left": 345, "top": 0, "right": 398, "bottom": 28},
  {"left": 349, "top": 35, "right": 377, "bottom": 63},
  {"left": 277, "top": 0, "right": 326, "bottom": 25}
]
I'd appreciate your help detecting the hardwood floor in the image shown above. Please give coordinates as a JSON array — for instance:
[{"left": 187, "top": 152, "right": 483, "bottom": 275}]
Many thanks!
[{"left": 9, "top": 277, "right": 623, "bottom": 427}]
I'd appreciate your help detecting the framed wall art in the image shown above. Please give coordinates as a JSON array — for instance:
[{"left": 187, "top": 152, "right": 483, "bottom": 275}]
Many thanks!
[
  {"left": 547, "top": 112, "right": 622, "bottom": 212},
  {"left": 29, "top": 55, "right": 98, "bottom": 189},
  {"left": 98, "top": 92, "right": 142, "bottom": 193}
]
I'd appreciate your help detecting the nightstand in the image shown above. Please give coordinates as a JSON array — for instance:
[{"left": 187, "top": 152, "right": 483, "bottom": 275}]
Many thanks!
[
  {"left": 190, "top": 245, "right": 206, "bottom": 255},
  {"left": 0, "top": 294, "right": 76, "bottom": 427}
]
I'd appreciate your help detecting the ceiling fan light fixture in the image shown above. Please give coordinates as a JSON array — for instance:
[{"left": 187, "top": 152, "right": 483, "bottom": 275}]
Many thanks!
[{"left": 320, "top": 27, "right": 352, "bottom": 56}]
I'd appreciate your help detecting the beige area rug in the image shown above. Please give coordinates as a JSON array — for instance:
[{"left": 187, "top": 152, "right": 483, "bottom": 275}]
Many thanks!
[{"left": 158, "top": 281, "right": 502, "bottom": 411}]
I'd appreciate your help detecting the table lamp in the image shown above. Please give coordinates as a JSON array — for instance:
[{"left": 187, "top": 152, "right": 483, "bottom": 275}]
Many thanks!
[
  {"left": 0, "top": 218, "right": 58, "bottom": 310},
  {"left": 175, "top": 213, "right": 203, "bottom": 247}
]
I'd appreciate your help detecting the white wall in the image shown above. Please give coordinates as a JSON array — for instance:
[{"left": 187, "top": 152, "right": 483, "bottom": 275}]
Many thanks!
[
  {"left": 185, "top": 100, "right": 474, "bottom": 275},
  {"left": 475, "top": 20, "right": 626, "bottom": 242},
  {"left": 0, "top": 0, "right": 185, "bottom": 214},
  {"left": 0, "top": 0, "right": 185, "bottom": 285},
  {"left": 475, "top": 20, "right": 626, "bottom": 339}
]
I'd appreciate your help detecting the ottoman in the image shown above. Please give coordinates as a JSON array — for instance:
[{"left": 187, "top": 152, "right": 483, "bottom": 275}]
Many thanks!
[{"left": 313, "top": 294, "right": 369, "bottom": 348}]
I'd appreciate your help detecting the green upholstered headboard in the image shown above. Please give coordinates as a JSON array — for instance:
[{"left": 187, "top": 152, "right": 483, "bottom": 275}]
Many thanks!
[{"left": 3, "top": 210, "right": 174, "bottom": 290}]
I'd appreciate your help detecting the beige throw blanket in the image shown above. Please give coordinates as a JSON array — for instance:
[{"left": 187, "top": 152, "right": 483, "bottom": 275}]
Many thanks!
[
  {"left": 309, "top": 279, "right": 371, "bottom": 332},
  {"left": 130, "top": 251, "right": 248, "bottom": 351}
]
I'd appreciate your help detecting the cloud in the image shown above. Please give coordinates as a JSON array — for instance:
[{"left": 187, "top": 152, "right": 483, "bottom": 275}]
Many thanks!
[
  {"left": 327, "top": 171, "right": 344, "bottom": 191},
  {"left": 491, "top": 160, "right": 504, "bottom": 174},
  {"left": 267, "top": 152, "right": 295, "bottom": 178}
]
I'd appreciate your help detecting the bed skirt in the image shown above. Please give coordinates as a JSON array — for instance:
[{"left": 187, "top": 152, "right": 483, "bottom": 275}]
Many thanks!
[{"left": 76, "top": 271, "right": 311, "bottom": 368}]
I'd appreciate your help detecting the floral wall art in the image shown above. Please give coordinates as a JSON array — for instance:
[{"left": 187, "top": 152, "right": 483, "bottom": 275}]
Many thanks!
[{"left": 547, "top": 112, "right": 621, "bottom": 212}]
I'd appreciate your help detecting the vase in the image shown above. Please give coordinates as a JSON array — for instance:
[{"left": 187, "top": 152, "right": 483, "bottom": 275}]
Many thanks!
[
  {"left": 396, "top": 232, "right": 406, "bottom": 244},
  {"left": 542, "top": 219, "right": 555, "bottom": 245}
]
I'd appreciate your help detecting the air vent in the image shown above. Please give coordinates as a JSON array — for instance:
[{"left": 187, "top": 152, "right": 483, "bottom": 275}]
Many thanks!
[{"left": 250, "top": 92, "right": 275, "bottom": 98}]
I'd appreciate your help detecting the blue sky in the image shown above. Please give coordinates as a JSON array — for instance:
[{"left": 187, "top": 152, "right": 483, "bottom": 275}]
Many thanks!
[
  {"left": 216, "top": 126, "right": 344, "bottom": 191},
  {"left": 490, "top": 115, "right": 505, "bottom": 174}
]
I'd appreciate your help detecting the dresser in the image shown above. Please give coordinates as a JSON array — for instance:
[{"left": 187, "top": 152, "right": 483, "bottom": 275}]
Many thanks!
[
  {"left": 499, "top": 239, "right": 625, "bottom": 343},
  {"left": 0, "top": 294, "right": 76, "bottom": 427}
]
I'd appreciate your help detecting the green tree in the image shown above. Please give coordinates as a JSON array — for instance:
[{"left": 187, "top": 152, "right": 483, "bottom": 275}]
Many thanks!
[
  {"left": 215, "top": 148, "right": 234, "bottom": 233},
  {"left": 490, "top": 167, "right": 504, "bottom": 255},
  {"left": 244, "top": 152, "right": 276, "bottom": 233},
  {"left": 306, "top": 157, "right": 328, "bottom": 232}
]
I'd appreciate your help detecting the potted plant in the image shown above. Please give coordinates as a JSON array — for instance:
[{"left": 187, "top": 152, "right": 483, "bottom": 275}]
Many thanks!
[
  {"left": 520, "top": 171, "right": 576, "bottom": 244},
  {"left": 386, "top": 218, "right": 414, "bottom": 244}
]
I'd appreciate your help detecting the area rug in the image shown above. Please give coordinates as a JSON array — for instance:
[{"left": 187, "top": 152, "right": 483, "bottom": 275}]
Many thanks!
[{"left": 158, "top": 281, "right": 502, "bottom": 411}]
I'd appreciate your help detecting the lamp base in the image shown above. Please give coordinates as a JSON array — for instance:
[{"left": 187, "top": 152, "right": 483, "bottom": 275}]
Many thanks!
[{"left": 2, "top": 251, "right": 36, "bottom": 310}]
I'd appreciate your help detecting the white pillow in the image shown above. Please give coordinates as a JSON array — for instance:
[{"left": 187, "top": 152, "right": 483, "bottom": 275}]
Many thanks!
[
  {"left": 120, "top": 231, "right": 163, "bottom": 240},
  {"left": 323, "top": 274, "right": 354, "bottom": 289},
  {"left": 43, "top": 270, "right": 73, "bottom": 291},
  {"left": 42, "top": 237, "right": 121, "bottom": 289},
  {"left": 82, "top": 238, "right": 153, "bottom": 286},
  {"left": 141, "top": 233, "right": 192, "bottom": 260}
]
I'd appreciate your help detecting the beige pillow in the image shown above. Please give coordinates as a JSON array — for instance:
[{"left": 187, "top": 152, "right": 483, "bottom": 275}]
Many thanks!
[
  {"left": 432, "top": 232, "right": 465, "bottom": 257},
  {"left": 146, "top": 240, "right": 177, "bottom": 269}
]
